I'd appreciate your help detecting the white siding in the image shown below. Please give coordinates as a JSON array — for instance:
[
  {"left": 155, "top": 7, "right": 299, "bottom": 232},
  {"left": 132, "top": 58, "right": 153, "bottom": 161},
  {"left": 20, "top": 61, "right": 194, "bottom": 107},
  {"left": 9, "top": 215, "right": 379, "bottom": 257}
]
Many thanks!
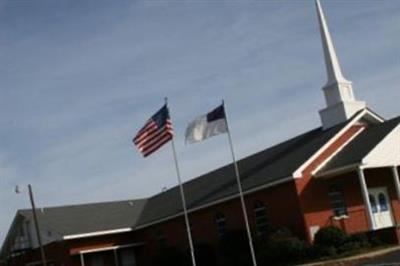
[{"left": 363, "top": 125, "right": 400, "bottom": 167}]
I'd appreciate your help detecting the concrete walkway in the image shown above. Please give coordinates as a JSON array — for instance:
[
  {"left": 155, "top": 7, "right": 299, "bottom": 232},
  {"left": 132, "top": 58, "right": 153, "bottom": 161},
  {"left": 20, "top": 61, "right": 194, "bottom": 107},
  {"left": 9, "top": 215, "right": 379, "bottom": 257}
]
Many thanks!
[{"left": 297, "top": 246, "right": 400, "bottom": 266}]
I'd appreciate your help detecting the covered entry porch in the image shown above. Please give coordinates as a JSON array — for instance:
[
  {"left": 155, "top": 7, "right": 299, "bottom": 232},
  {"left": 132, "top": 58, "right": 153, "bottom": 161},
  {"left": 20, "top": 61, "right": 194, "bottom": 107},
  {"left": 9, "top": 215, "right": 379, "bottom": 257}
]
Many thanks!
[
  {"left": 315, "top": 118, "right": 400, "bottom": 238},
  {"left": 317, "top": 165, "right": 400, "bottom": 240}
]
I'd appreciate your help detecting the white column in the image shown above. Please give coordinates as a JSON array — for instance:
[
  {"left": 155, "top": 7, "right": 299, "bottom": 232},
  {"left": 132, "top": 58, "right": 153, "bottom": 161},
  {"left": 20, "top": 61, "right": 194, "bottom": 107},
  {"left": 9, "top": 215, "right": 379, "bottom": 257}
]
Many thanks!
[
  {"left": 80, "top": 253, "right": 85, "bottom": 266},
  {"left": 392, "top": 166, "right": 400, "bottom": 200},
  {"left": 357, "top": 168, "right": 375, "bottom": 230}
]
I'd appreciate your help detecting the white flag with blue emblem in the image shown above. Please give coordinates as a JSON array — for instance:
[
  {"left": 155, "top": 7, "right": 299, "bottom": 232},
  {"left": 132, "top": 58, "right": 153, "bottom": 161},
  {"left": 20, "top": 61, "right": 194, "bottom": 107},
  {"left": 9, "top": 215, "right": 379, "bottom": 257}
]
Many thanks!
[{"left": 185, "top": 104, "right": 228, "bottom": 144}]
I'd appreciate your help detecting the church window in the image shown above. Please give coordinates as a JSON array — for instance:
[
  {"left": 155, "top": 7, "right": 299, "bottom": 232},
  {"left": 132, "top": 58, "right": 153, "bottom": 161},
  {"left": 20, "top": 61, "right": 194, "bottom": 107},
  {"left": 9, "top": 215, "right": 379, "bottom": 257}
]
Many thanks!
[
  {"left": 369, "top": 194, "right": 378, "bottom": 213},
  {"left": 215, "top": 213, "right": 227, "bottom": 238},
  {"left": 155, "top": 229, "right": 166, "bottom": 247},
  {"left": 378, "top": 193, "right": 388, "bottom": 211},
  {"left": 328, "top": 185, "right": 348, "bottom": 217},
  {"left": 254, "top": 201, "right": 268, "bottom": 235}
]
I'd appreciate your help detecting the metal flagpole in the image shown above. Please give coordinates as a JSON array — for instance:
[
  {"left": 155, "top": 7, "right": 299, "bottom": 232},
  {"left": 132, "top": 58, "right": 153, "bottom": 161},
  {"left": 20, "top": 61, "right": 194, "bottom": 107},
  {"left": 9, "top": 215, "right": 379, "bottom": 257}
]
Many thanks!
[
  {"left": 28, "top": 184, "right": 47, "bottom": 266},
  {"left": 222, "top": 100, "right": 258, "bottom": 266},
  {"left": 166, "top": 98, "right": 197, "bottom": 266}
]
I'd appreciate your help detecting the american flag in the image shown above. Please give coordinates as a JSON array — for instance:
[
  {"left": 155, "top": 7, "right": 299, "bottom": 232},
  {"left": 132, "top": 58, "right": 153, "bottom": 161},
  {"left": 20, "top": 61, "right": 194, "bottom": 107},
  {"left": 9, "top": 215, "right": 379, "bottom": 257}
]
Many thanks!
[{"left": 133, "top": 104, "right": 174, "bottom": 157}]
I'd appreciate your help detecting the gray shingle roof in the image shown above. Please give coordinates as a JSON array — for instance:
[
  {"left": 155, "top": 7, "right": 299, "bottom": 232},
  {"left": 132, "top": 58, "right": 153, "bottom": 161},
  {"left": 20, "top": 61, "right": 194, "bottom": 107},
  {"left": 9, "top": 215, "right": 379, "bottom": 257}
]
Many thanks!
[
  {"left": 137, "top": 121, "right": 347, "bottom": 226},
  {"left": 318, "top": 115, "right": 400, "bottom": 174},
  {"left": 19, "top": 199, "right": 147, "bottom": 237}
]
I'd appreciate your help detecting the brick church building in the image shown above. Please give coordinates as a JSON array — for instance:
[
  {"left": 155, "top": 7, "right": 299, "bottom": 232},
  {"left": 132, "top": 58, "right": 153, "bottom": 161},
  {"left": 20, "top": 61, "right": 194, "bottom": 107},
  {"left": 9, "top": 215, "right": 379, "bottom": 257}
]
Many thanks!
[{"left": 1, "top": 1, "right": 399, "bottom": 265}]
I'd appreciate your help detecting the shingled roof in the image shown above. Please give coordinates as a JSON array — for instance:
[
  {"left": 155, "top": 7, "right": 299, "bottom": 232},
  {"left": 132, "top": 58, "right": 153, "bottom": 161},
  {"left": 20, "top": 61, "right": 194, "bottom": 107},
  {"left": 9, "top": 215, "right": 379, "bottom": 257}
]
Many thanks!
[
  {"left": 318, "top": 115, "right": 400, "bottom": 174},
  {"left": 19, "top": 199, "right": 147, "bottom": 237},
  {"left": 1, "top": 199, "right": 147, "bottom": 258},
  {"left": 137, "top": 120, "right": 347, "bottom": 226}
]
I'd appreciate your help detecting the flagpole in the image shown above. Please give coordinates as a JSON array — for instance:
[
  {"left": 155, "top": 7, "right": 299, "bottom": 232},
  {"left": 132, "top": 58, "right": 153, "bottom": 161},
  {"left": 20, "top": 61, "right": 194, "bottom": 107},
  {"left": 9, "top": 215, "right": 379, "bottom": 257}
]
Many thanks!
[
  {"left": 28, "top": 184, "right": 47, "bottom": 266},
  {"left": 165, "top": 98, "right": 197, "bottom": 266},
  {"left": 222, "top": 100, "right": 258, "bottom": 266}
]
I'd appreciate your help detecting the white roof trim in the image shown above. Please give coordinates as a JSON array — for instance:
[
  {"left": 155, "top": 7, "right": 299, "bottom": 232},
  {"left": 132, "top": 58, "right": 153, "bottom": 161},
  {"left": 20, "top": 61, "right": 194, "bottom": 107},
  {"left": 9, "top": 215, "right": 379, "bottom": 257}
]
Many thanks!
[
  {"left": 363, "top": 109, "right": 385, "bottom": 123},
  {"left": 315, "top": 163, "right": 360, "bottom": 178},
  {"left": 311, "top": 126, "right": 365, "bottom": 176},
  {"left": 77, "top": 242, "right": 144, "bottom": 255},
  {"left": 135, "top": 176, "right": 293, "bottom": 230},
  {"left": 293, "top": 109, "right": 379, "bottom": 178},
  {"left": 362, "top": 163, "right": 400, "bottom": 169},
  {"left": 63, "top": 228, "right": 132, "bottom": 240}
]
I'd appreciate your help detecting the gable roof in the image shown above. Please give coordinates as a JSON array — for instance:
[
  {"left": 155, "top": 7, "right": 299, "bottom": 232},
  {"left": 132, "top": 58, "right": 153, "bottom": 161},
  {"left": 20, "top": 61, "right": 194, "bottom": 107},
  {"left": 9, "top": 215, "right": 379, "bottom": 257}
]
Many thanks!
[
  {"left": 318, "top": 115, "right": 400, "bottom": 175},
  {"left": 21, "top": 199, "right": 147, "bottom": 238},
  {"left": 137, "top": 121, "right": 347, "bottom": 227},
  {"left": 1, "top": 199, "right": 147, "bottom": 258}
]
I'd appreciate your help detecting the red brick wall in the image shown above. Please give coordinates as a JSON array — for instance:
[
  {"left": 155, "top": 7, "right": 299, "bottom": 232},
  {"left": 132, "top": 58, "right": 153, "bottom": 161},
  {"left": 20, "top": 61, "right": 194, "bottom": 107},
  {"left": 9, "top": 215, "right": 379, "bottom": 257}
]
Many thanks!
[
  {"left": 6, "top": 241, "right": 72, "bottom": 266},
  {"left": 137, "top": 179, "right": 303, "bottom": 265},
  {"left": 7, "top": 181, "right": 304, "bottom": 266},
  {"left": 295, "top": 125, "right": 366, "bottom": 243},
  {"left": 6, "top": 232, "right": 144, "bottom": 266},
  {"left": 295, "top": 124, "right": 400, "bottom": 243}
]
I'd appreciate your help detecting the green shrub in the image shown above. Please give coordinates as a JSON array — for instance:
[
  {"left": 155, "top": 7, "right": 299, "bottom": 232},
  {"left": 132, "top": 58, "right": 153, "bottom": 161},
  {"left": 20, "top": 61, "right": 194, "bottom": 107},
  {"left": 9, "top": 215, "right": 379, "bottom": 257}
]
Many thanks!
[
  {"left": 347, "top": 233, "right": 370, "bottom": 248},
  {"left": 337, "top": 241, "right": 363, "bottom": 254},
  {"left": 218, "top": 230, "right": 252, "bottom": 266},
  {"left": 314, "top": 226, "right": 347, "bottom": 250},
  {"left": 256, "top": 228, "right": 310, "bottom": 264},
  {"left": 193, "top": 243, "right": 217, "bottom": 266},
  {"left": 315, "top": 245, "right": 337, "bottom": 257},
  {"left": 313, "top": 228, "right": 374, "bottom": 258},
  {"left": 369, "top": 233, "right": 384, "bottom": 247},
  {"left": 153, "top": 246, "right": 188, "bottom": 266},
  {"left": 348, "top": 233, "right": 369, "bottom": 246},
  {"left": 269, "top": 227, "right": 294, "bottom": 241}
]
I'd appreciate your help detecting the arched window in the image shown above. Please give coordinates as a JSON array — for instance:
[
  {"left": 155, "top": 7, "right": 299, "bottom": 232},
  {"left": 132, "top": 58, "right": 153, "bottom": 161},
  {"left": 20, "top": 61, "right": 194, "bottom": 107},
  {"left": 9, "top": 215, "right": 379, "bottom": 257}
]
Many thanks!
[
  {"left": 215, "top": 213, "right": 227, "bottom": 238},
  {"left": 328, "top": 185, "right": 348, "bottom": 217},
  {"left": 369, "top": 194, "right": 377, "bottom": 213},
  {"left": 254, "top": 201, "right": 268, "bottom": 235},
  {"left": 378, "top": 193, "right": 388, "bottom": 211},
  {"left": 155, "top": 229, "right": 166, "bottom": 247}
]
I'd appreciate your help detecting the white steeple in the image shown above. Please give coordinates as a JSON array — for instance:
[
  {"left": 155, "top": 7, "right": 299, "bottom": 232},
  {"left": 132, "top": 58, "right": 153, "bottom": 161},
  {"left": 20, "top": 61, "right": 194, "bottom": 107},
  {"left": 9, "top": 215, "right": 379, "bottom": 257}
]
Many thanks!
[{"left": 315, "top": 0, "right": 366, "bottom": 129}]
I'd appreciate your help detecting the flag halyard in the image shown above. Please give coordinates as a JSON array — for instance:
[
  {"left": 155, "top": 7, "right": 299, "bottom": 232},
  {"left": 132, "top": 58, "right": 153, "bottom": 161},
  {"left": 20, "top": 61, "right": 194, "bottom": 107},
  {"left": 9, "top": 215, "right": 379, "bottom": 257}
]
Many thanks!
[{"left": 133, "top": 104, "right": 174, "bottom": 157}]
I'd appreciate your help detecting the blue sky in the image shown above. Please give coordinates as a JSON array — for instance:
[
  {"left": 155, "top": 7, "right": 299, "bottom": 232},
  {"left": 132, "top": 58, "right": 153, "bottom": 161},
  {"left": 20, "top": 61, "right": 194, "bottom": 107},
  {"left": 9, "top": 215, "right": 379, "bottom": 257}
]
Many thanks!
[{"left": 0, "top": 0, "right": 399, "bottom": 244}]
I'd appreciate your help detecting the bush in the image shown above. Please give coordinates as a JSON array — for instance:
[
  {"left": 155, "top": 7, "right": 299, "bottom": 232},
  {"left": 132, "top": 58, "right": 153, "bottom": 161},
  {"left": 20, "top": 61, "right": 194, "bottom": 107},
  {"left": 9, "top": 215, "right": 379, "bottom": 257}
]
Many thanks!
[
  {"left": 263, "top": 237, "right": 309, "bottom": 263},
  {"left": 193, "top": 243, "right": 217, "bottom": 266},
  {"left": 315, "top": 245, "right": 337, "bottom": 257},
  {"left": 314, "top": 228, "right": 372, "bottom": 257},
  {"left": 369, "top": 233, "right": 384, "bottom": 247},
  {"left": 256, "top": 227, "right": 310, "bottom": 265},
  {"left": 314, "top": 226, "right": 347, "bottom": 250},
  {"left": 218, "top": 230, "right": 252, "bottom": 266},
  {"left": 347, "top": 233, "right": 370, "bottom": 249},
  {"left": 338, "top": 241, "right": 363, "bottom": 254},
  {"left": 153, "top": 246, "right": 188, "bottom": 266},
  {"left": 347, "top": 233, "right": 369, "bottom": 247}
]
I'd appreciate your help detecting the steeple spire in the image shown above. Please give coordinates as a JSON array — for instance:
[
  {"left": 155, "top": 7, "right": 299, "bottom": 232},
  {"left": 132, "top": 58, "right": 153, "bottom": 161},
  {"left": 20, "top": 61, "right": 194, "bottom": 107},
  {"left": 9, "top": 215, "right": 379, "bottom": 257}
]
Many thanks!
[
  {"left": 315, "top": 0, "right": 366, "bottom": 129},
  {"left": 315, "top": 0, "right": 349, "bottom": 86}
]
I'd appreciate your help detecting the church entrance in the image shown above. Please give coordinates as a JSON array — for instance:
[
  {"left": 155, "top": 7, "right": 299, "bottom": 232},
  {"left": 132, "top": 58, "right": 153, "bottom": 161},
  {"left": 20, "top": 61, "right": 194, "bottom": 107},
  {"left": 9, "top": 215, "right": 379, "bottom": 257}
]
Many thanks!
[{"left": 368, "top": 187, "right": 394, "bottom": 229}]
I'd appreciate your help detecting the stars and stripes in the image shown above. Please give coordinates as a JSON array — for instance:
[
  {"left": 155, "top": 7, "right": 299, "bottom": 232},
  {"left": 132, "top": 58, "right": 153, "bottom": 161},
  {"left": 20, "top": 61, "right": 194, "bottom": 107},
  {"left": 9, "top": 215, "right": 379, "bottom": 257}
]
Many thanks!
[{"left": 133, "top": 104, "right": 174, "bottom": 157}]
